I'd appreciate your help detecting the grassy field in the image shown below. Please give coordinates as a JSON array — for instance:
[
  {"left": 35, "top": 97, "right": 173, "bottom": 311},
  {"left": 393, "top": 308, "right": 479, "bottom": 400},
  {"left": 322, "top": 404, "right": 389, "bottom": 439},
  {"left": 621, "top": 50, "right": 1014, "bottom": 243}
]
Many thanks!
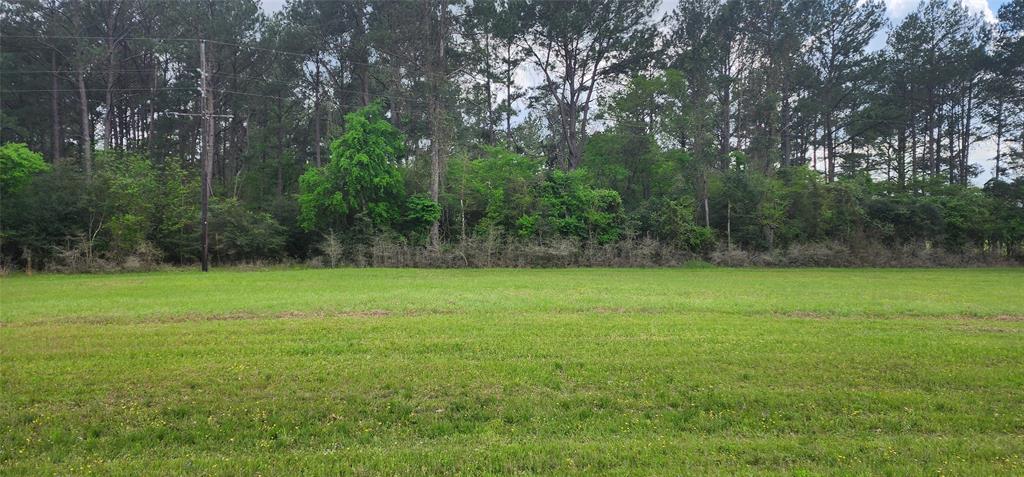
[{"left": 2, "top": 268, "right": 1023, "bottom": 475}]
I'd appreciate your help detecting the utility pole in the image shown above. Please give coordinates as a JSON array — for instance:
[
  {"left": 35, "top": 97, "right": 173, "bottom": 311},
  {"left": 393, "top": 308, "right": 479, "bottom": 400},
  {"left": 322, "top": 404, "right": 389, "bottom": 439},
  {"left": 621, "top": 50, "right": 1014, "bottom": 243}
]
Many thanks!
[
  {"left": 199, "top": 40, "right": 213, "bottom": 272},
  {"left": 427, "top": 0, "right": 448, "bottom": 249},
  {"left": 165, "top": 41, "right": 228, "bottom": 273}
]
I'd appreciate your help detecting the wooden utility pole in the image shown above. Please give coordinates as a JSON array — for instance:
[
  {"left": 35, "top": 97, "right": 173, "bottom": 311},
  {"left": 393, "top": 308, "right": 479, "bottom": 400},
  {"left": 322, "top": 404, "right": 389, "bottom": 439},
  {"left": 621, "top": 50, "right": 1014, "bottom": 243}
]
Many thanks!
[
  {"left": 427, "top": 0, "right": 448, "bottom": 248},
  {"left": 199, "top": 40, "right": 213, "bottom": 272},
  {"left": 166, "top": 41, "right": 227, "bottom": 273}
]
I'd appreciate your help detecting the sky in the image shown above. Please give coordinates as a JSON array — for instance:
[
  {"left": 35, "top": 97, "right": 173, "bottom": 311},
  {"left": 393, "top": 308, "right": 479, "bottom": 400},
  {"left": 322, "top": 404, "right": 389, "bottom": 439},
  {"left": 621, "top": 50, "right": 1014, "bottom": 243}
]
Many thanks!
[
  {"left": 261, "top": 0, "right": 1011, "bottom": 19},
  {"left": 258, "top": 0, "right": 1012, "bottom": 182}
]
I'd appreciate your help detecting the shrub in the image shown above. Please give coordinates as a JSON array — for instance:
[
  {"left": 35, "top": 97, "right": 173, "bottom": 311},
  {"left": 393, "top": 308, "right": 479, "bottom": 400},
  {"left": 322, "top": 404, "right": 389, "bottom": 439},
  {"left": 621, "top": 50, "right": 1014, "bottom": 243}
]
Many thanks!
[
  {"left": 400, "top": 194, "right": 442, "bottom": 245},
  {"left": 208, "top": 198, "right": 287, "bottom": 262},
  {"left": 536, "top": 170, "right": 625, "bottom": 244},
  {"left": 633, "top": 198, "right": 715, "bottom": 253}
]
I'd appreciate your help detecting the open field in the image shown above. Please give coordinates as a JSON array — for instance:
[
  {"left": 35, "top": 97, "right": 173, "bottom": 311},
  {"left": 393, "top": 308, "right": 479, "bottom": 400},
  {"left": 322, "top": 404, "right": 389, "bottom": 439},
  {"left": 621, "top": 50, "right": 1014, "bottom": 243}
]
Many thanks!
[{"left": 2, "top": 268, "right": 1023, "bottom": 475}]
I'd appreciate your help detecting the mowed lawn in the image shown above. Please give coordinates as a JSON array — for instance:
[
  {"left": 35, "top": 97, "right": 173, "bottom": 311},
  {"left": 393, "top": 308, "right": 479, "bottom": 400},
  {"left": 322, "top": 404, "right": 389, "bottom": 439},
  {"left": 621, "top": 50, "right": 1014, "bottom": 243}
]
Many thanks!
[{"left": 2, "top": 268, "right": 1023, "bottom": 475}]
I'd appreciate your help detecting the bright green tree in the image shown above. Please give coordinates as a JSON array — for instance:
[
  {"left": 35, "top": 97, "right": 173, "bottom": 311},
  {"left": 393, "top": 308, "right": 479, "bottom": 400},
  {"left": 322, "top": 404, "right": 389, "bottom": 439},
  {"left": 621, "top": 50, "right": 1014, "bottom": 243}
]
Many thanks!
[
  {"left": 0, "top": 143, "right": 49, "bottom": 194},
  {"left": 298, "top": 103, "right": 439, "bottom": 242}
]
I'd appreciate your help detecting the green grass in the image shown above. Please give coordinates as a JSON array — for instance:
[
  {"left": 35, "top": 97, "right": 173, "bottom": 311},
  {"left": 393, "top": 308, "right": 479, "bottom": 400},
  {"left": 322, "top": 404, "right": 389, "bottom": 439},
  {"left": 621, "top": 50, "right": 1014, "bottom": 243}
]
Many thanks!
[{"left": 2, "top": 268, "right": 1023, "bottom": 475}]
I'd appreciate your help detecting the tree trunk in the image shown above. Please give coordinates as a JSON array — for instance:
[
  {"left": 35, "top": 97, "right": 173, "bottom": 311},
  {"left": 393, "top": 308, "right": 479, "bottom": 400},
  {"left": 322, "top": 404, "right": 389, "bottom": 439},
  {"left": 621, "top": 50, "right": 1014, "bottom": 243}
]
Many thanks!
[
  {"left": 812, "top": 128, "right": 817, "bottom": 172},
  {"left": 994, "top": 101, "right": 1003, "bottom": 181},
  {"left": 702, "top": 173, "right": 710, "bottom": 228},
  {"left": 314, "top": 57, "right": 323, "bottom": 167},
  {"left": 276, "top": 97, "right": 285, "bottom": 196},
  {"left": 51, "top": 51, "right": 61, "bottom": 163},
  {"left": 947, "top": 109, "right": 956, "bottom": 184},
  {"left": 565, "top": 103, "right": 581, "bottom": 170},
  {"left": 77, "top": 69, "right": 92, "bottom": 179},
  {"left": 718, "top": 77, "right": 731, "bottom": 169},
  {"left": 104, "top": 67, "right": 116, "bottom": 150},
  {"left": 928, "top": 104, "right": 938, "bottom": 175},
  {"left": 484, "top": 32, "right": 494, "bottom": 145},
  {"left": 148, "top": 62, "right": 157, "bottom": 153},
  {"left": 780, "top": 96, "right": 791, "bottom": 167},
  {"left": 727, "top": 201, "right": 732, "bottom": 250},
  {"left": 824, "top": 116, "right": 835, "bottom": 183},
  {"left": 505, "top": 42, "right": 513, "bottom": 143},
  {"left": 353, "top": 1, "right": 371, "bottom": 107},
  {"left": 897, "top": 128, "right": 906, "bottom": 189},
  {"left": 429, "top": 105, "right": 442, "bottom": 246},
  {"left": 961, "top": 84, "right": 973, "bottom": 186}
]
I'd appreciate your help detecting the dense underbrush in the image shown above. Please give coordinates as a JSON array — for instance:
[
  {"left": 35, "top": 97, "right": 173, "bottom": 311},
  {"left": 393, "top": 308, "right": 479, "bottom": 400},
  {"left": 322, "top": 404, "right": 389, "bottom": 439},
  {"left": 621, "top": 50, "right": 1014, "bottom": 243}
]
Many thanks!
[{"left": 7, "top": 236, "right": 1017, "bottom": 274}]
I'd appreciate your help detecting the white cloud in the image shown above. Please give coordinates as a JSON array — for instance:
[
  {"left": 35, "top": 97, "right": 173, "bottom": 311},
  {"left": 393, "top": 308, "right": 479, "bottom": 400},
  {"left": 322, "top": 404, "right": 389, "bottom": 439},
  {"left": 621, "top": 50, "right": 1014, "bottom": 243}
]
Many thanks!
[
  {"left": 959, "top": 0, "right": 998, "bottom": 23},
  {"left": 884, "top": 0, "right": 997, "bottom": 22},
  {"left": 886, "top": 0, "right": 920, "bottom": 19}
]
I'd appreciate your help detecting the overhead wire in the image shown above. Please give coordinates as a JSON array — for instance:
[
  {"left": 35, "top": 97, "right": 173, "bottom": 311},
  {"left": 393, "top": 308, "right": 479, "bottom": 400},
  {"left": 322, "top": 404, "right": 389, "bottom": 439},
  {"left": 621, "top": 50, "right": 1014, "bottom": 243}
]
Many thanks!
[{"left": 3, "top": 34, "right": 446, "bottom": 79}]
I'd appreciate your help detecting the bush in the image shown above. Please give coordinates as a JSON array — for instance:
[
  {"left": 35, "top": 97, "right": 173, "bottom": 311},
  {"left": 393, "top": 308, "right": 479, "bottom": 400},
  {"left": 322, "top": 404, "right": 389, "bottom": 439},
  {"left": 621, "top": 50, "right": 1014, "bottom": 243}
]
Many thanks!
[
  {"left": 1, "top": 164, "right": 90, "bottom": 267},
  {"left": 632, "top": 198, "right": 716, "bottom": 253},
  {"left": 318, "top": 230, "right": 345, "bottom": 268},
  {"left": 208, "top": 198, "right": 287, "bottom": 262},
  {"left": 780, "top": 242, "right": 853, "bottom": 267},
  {"left": 445, "top": 146, "right": 543, "bottom": 236},
  {"left": 536, "top": 170, "right": 625, "bottom": 244},
  {"left": 400, "top": 194, "right": 442, "bottom": 245}
]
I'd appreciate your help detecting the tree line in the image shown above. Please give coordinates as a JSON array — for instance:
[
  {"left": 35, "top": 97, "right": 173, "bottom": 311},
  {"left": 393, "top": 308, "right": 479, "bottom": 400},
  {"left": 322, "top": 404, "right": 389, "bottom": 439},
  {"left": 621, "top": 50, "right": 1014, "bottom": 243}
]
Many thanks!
[{"left": 1, "top": 0, "right": 1022, "bottom": 270}]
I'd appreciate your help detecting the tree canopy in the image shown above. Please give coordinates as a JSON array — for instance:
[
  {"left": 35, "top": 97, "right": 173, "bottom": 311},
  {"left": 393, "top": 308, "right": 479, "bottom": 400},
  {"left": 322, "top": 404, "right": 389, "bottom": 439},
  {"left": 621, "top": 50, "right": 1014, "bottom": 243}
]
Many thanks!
[{"left": 1, "top": 0, "right": 1022, "bottom": 269}]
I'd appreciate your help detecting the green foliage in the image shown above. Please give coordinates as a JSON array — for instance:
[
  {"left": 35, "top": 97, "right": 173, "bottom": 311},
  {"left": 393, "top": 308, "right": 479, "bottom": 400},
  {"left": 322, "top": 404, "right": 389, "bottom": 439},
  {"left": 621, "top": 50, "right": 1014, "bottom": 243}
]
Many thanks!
[
  {"left": 149, "top": 160, "right": 200, "bottom": 262},
  {"left": 94, "top": 152, "right": 159, "bottom": 257},
  {"left": 929, "top": 185, "right": 996, "bottom": 251},
  {"left": 0, "top": 154, "right": 197, "bottom": 266},
  {"left": 399, "top": 194, "right": 442, "bottom": 245},
  {"left": 632, "top": 197, "right": 715, "bottom": 252},
  {"left": 298, "top": 103, "right": 427, "bottom": 241},
  {"left": 447, "top": 146, "right": 543, "bottom": 236},
  {"left": 0, "top": 143, "right": 49, "bottom": 194},
  {"left": 537, "top": 170, "right": 624, "bottom": 244},
  {"left": 776, "top": 167, "right": 829, "bottom": 243},
  {"left": 822, "top": 179, "right": 869, "bottom": 244},
  {"left": 583, "top": 132, "right": 684, "bottom": 209},
  {"left": 985, "top": 178, "right": 1024, "bottom": 256},
  {"left": 711, "top": 170, "right": 784, "bottom": 250},
  {"left": 515, "top": 214, "right": 539, "bottom": 238},
  {"left": 0, "top": 164, "right": 90, "bottom": 257},
  {"left": 585, "top": 73, "right": 694, "bottom": 209},
  {"left": 2, "top": 0, "right": 1021, "bottom": 267},
  {"left": 209, "top": 198, "right": 287, "bottom": 262},
  {"left": 93, "top": 153, "right": 198, "bottom": 260},
  {"left": 865, "top": 194, "right": 945, "bottom": 244}
]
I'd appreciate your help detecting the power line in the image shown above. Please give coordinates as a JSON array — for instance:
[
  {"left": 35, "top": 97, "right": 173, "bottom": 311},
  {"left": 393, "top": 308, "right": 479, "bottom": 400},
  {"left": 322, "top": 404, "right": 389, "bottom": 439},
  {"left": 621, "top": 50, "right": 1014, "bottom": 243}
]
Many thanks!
[
  {"left": 3, "top": 34, "right": 205, "bottom": 42},
  {"left": 1, "top": 86, "right": 196, "bottom": 92},
  {"left": 4, "top": 68, "right": 172, "bottom": 74},
  {"left": 7, "top": 34, "right": 447, "bottom": 79},
  {"left": 3, "top": 82, "right": 436, "bottom": 108},
  {"left": 211, "top": 72, "right": 434, "bottom": 104}
]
